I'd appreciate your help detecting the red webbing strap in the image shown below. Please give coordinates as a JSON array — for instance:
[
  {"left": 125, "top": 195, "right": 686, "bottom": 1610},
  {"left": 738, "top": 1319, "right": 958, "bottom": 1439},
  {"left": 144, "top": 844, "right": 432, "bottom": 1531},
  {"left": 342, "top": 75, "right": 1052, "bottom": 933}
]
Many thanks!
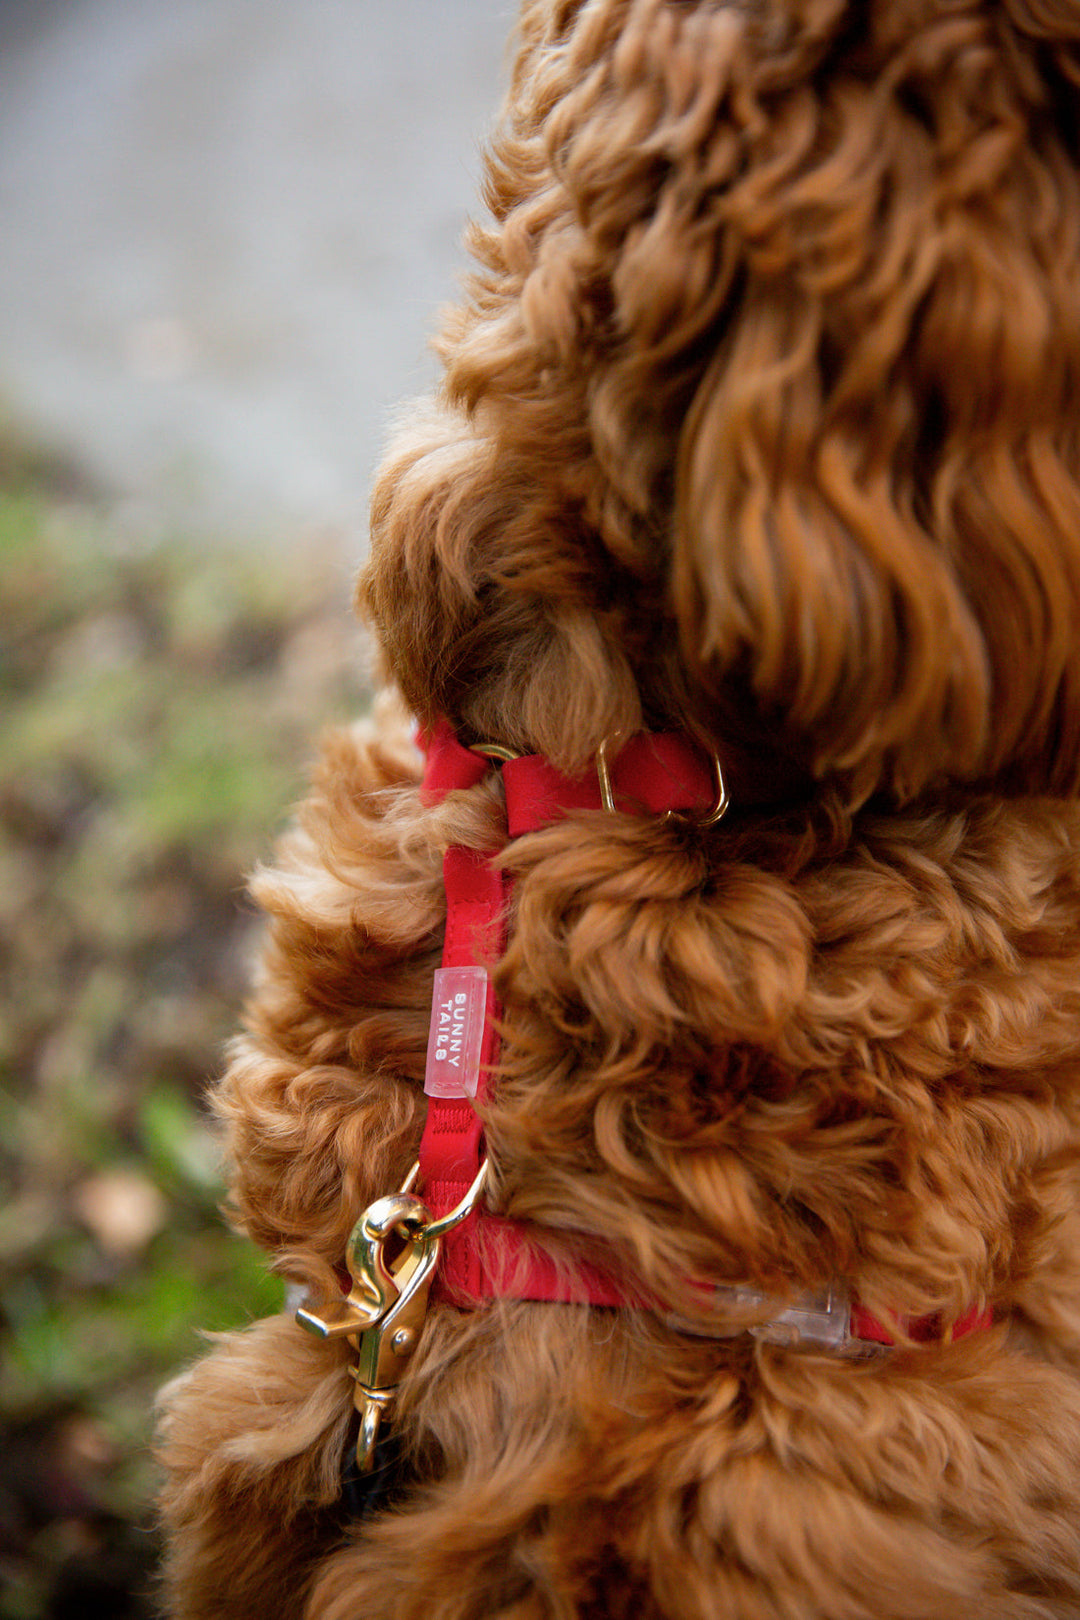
[
  {"left": 419, "top": 721, "right": 491, "bottom": 798},
  {"left": 416, "top": 726, "right": 503, "bottom": 1300},
  {"left": 424, "top": 845, "right": 503, "bottom": 1173},
  {"left": 414, "top": 723, "right": 995, "bottom": 1341},
  {"left": 417, "top": 723, "right": 715, "bottom": 1305},
  {"left": 502, "top": 734, "right": 715, "bottom": 836},
  {"left": 848, "top": 1300, "right": 994, "bottom": 1345}
]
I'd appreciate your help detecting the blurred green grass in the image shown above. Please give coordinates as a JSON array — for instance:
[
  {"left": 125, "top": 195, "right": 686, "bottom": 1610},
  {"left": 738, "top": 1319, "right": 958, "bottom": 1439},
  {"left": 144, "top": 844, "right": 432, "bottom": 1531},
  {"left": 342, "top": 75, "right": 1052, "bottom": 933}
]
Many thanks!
[{"left": 0, "top": 438, "right": 367, "bottom": 1617}]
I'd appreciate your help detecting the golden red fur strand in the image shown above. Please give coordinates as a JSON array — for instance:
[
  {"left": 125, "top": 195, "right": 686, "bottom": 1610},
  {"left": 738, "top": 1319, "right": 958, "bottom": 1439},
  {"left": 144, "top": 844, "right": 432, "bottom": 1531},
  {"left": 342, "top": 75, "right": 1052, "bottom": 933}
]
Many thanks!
[{"left": 158, "top": 2, "right": 1080, "bottom": 1616}]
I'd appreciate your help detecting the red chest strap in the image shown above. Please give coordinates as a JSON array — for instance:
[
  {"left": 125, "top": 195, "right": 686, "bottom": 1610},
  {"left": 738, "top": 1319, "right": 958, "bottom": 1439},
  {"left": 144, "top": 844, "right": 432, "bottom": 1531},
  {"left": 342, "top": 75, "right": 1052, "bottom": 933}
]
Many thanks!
[{"left": 418, "top": 723, "right": 716, "bottom": 1304}]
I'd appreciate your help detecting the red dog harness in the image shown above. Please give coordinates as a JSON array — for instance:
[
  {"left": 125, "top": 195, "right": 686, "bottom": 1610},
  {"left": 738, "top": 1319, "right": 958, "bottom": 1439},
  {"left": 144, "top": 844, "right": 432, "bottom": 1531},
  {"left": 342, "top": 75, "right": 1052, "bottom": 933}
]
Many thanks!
[
  {"left": 299, "top": 723, "right": 992, "bottom": 1473},
  {"left": 416, "top": 721, "right": 992, "bottom": 1347}
]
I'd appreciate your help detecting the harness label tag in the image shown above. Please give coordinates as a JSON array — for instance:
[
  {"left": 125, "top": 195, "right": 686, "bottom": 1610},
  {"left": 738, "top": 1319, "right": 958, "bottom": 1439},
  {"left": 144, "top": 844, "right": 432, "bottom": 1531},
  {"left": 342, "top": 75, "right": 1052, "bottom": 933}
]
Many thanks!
[{"left": 423, "top": 966, "right": 488, "bottom": 1100}]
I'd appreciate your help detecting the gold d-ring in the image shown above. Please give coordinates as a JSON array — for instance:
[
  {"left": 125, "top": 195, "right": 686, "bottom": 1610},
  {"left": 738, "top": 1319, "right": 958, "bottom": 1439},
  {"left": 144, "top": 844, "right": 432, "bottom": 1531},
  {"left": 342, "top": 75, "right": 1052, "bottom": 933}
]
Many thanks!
[
  {"left": 686, "top": 750, "right": 729, "bottom": 827},
  {"left": 595, "top": 736, "right": 621, "bottom": 813},
  {"left": 469, "top": 742, "right": 521, "bottom": 763},
  {"left": 595, "top": 737, "right": 729, "bottom": 826}
]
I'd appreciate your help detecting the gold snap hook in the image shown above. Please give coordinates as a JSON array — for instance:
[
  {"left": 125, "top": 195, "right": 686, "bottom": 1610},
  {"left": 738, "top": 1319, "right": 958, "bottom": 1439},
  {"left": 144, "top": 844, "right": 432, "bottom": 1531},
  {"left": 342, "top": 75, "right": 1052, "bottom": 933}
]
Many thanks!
[{"left": 297, "top": 1159, "right": 493, "bottom": 1470}]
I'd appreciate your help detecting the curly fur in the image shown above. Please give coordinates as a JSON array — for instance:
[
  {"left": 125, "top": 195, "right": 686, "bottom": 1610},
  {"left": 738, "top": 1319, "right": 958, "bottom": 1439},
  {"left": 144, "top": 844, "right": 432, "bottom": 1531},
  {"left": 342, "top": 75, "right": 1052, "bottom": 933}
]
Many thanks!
[{"left": 157, "top": 2, "right": 1080, "bottom": 1615}]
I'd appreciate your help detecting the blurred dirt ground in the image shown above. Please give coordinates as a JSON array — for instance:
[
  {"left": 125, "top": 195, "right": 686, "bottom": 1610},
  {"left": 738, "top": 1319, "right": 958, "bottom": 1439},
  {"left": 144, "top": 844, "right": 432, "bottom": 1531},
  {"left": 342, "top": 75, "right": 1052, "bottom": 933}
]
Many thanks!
[{"left": 0, "top": 434, "right": 369, "bottom": 1616}]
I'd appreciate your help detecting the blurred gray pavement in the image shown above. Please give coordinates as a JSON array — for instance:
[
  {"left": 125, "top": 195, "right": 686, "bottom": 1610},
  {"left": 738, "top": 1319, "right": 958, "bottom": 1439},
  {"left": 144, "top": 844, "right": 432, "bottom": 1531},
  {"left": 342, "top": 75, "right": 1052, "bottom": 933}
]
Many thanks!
[{"left": 0, "top": 0, "right": 511, "bottom": 547}]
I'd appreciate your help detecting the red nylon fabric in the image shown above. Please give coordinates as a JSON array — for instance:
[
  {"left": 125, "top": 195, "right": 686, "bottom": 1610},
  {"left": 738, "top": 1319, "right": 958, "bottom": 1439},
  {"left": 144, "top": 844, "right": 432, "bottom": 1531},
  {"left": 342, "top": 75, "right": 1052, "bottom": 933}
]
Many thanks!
[
  {"left": 417, "top": 720, "right": 491, "bottom": 800},
  {"left": 416, "top": 725, "right": 505, "bottom": 1299},
  {"left": 412, "top": 720, "right": 993, "bottom": 1344},
  {"left": 502, "top": 734, "right": 714, "bottom": 835},
  {"left": 416, "top": 722, "right": 715, "bottom": 1304},
  {"left": 848, "top": 1300, "right": 994, "bottom": 1345}
]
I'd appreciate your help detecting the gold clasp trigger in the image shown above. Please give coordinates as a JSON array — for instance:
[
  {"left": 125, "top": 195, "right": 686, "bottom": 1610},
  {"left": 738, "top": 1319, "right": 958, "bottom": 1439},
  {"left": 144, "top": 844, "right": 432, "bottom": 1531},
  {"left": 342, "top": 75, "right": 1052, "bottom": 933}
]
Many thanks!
[
  {"left": 295, "top": 1162, "right": 423, "bottom": 1342},
  {"left": 296, "top": 1159, "right": 490, "bottom": 1470}
]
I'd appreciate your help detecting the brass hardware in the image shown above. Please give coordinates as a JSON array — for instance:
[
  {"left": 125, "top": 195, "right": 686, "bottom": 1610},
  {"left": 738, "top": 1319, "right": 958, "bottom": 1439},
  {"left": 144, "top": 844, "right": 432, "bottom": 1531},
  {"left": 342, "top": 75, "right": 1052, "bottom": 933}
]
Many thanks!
[
  {"left": 682, "top": 748, "right": 729, "bottom": 828},
  {"left": 354, "top": 1385, "right": 395, "bottom": 1472},
  {"left": 594, "top": 735, "right": 622, "bottom": 813},
  {"left": 297, "top": 1159, "right": 490, "bottom": 1469},
  {"left": 414, "top": 1159, "right": 490, "bottom": 1243},
  {"left": 469, "top": 742, "right": 521, "bottom": 762},
  {"left": 595, "top": 737, "right": 729, "bottom": 827},
  {"left": 295, "top": 1162, "right": 422, "bottom": 1341}
]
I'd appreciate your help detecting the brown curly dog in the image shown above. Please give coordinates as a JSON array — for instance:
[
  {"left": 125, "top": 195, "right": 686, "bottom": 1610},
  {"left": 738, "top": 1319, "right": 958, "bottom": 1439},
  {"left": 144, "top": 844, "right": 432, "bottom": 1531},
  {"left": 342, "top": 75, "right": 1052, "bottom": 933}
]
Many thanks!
[{"left": 156, "top": 2, "right": 1080, "bottom": 1616}]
